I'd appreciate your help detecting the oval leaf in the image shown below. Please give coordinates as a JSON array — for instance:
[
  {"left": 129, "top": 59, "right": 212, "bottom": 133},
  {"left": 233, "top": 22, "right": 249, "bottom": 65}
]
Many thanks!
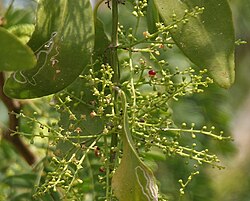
[
  {"left": 0, "top": 27, "right": 36, "bottom": 71},
  {"left": 112, "top": 90, "right": 158, "bottom": 201},
  {"left": 154, "top": 0, "right": 235, "bottom": 88},
  {"left": 4, "top": 0, "right": 94, "bottom": 99}
]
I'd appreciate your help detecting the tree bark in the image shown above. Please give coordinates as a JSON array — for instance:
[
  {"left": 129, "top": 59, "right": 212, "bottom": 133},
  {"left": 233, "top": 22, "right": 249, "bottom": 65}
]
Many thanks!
[{"left": 0, "top": 72, "right": 36, "bottom": 165}]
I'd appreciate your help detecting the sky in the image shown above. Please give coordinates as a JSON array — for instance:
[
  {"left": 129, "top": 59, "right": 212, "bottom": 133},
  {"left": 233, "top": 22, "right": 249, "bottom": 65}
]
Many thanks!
[{"left": 3, "top": 0, "right": 95, "bottom": 8}]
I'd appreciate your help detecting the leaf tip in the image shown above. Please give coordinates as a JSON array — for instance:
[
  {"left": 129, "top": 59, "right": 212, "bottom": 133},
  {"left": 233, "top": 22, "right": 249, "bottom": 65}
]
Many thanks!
[{"left": 212, "top": 69, "right": 235, "bottom": 89}]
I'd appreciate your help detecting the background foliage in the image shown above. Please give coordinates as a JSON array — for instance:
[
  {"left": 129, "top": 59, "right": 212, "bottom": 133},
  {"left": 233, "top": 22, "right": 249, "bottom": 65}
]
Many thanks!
[{"left": 0, "top": 0, "right": 250, "bottom": 200}]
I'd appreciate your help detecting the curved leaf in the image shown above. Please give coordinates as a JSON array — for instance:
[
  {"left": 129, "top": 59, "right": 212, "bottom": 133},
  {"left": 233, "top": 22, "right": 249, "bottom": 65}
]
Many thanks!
[
  {"left": 4, "top": 0, "right": 94, "bottom": 99},
  {"left": 147, "top": 0, "right": 159, "bottom": 34},
  {"left": 154, "top": 0, "right": 235, "bottom": 88},
  {"left": 112, "top": 89, "right": 158, "bottom": 201},
  {"left": 0, "top": 27, "right": 36, "bottom": 71},
  {"left": 94, "top": 18, "right": 110, "bottom": 58}
]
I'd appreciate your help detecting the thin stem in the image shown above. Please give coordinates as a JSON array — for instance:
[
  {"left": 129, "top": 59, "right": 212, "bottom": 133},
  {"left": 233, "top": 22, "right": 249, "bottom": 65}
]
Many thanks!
[
  {"left": 111, "top": 0, "right": 119, "bottom": 84},
  {"left": 67, "top": 137, "right": 101, "bottom": 192},
  {"left": 133, "top": 13, "right": 141, "bottom": 36},
  {"left": 86, "top": 155, "right": 96, "bottom": 198},
  {"left": 129, "top": 50, "right": 136, "bottom": 124},
  {"left": 120, "top": 11, "right": 193, "bottom": 49},
  {"left": 104, "top": 135, "right": 110, "bottom": 199},
  {"left": 109, "top": 0, "right": 119, "bottom": 181}
]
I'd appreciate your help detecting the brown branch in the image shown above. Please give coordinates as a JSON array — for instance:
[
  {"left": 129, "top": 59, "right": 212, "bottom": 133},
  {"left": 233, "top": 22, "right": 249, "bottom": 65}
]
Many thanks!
[{"left": 0, "top": 72, "right": 36, "bottom": 165}]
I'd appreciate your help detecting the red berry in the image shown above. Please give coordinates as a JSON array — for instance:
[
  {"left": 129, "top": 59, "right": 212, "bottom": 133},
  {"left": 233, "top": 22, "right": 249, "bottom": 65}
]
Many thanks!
[{"left": 148, "top": 70, "right": 156, "bottom": 77}]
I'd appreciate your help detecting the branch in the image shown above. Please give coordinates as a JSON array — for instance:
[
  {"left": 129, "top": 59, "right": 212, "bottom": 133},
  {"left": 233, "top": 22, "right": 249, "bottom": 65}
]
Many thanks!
[
  {"left": 109, "top": 0, "right": 120, "bottom": 165},
  {"left": 0, "top": 72, "right": 36, "bottom": 165}
]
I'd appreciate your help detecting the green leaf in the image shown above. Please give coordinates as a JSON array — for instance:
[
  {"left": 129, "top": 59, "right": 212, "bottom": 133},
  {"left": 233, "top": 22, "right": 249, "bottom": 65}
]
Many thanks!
[
  {"left": 154, "top": 0, "right": 235, "bottom": 88},
  {"left": 94, "top": 18, "right": 110, "bottom": 58},
  {"left": 8, "top": 24, "right": 35, "bottom": 44},
  {"left": 0, "top": 27, "right": 36, "bottom": 71},
  {"left": 147, "top": 0, "right": 159, "bottom": 34},
  {"left": 55, "top": 17, "right": 110, "bottom": 159},
  {"left": 3, "top": 173, "right": 36, "bottom": 188},
  {"left": 4, "top": 0, "right": 94, "bottom": 99},
  {"left": 4, "top": 8, "right": 34, "bottom": 28},
  {"left": 112, "top": 90, "right": 158, "bottom": 201},
  {"left": 10, "top": 193, "right": 33, "bottom": 201},
  {"left": 55, "top": 77, "right": 106, "bottom": 158}
]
